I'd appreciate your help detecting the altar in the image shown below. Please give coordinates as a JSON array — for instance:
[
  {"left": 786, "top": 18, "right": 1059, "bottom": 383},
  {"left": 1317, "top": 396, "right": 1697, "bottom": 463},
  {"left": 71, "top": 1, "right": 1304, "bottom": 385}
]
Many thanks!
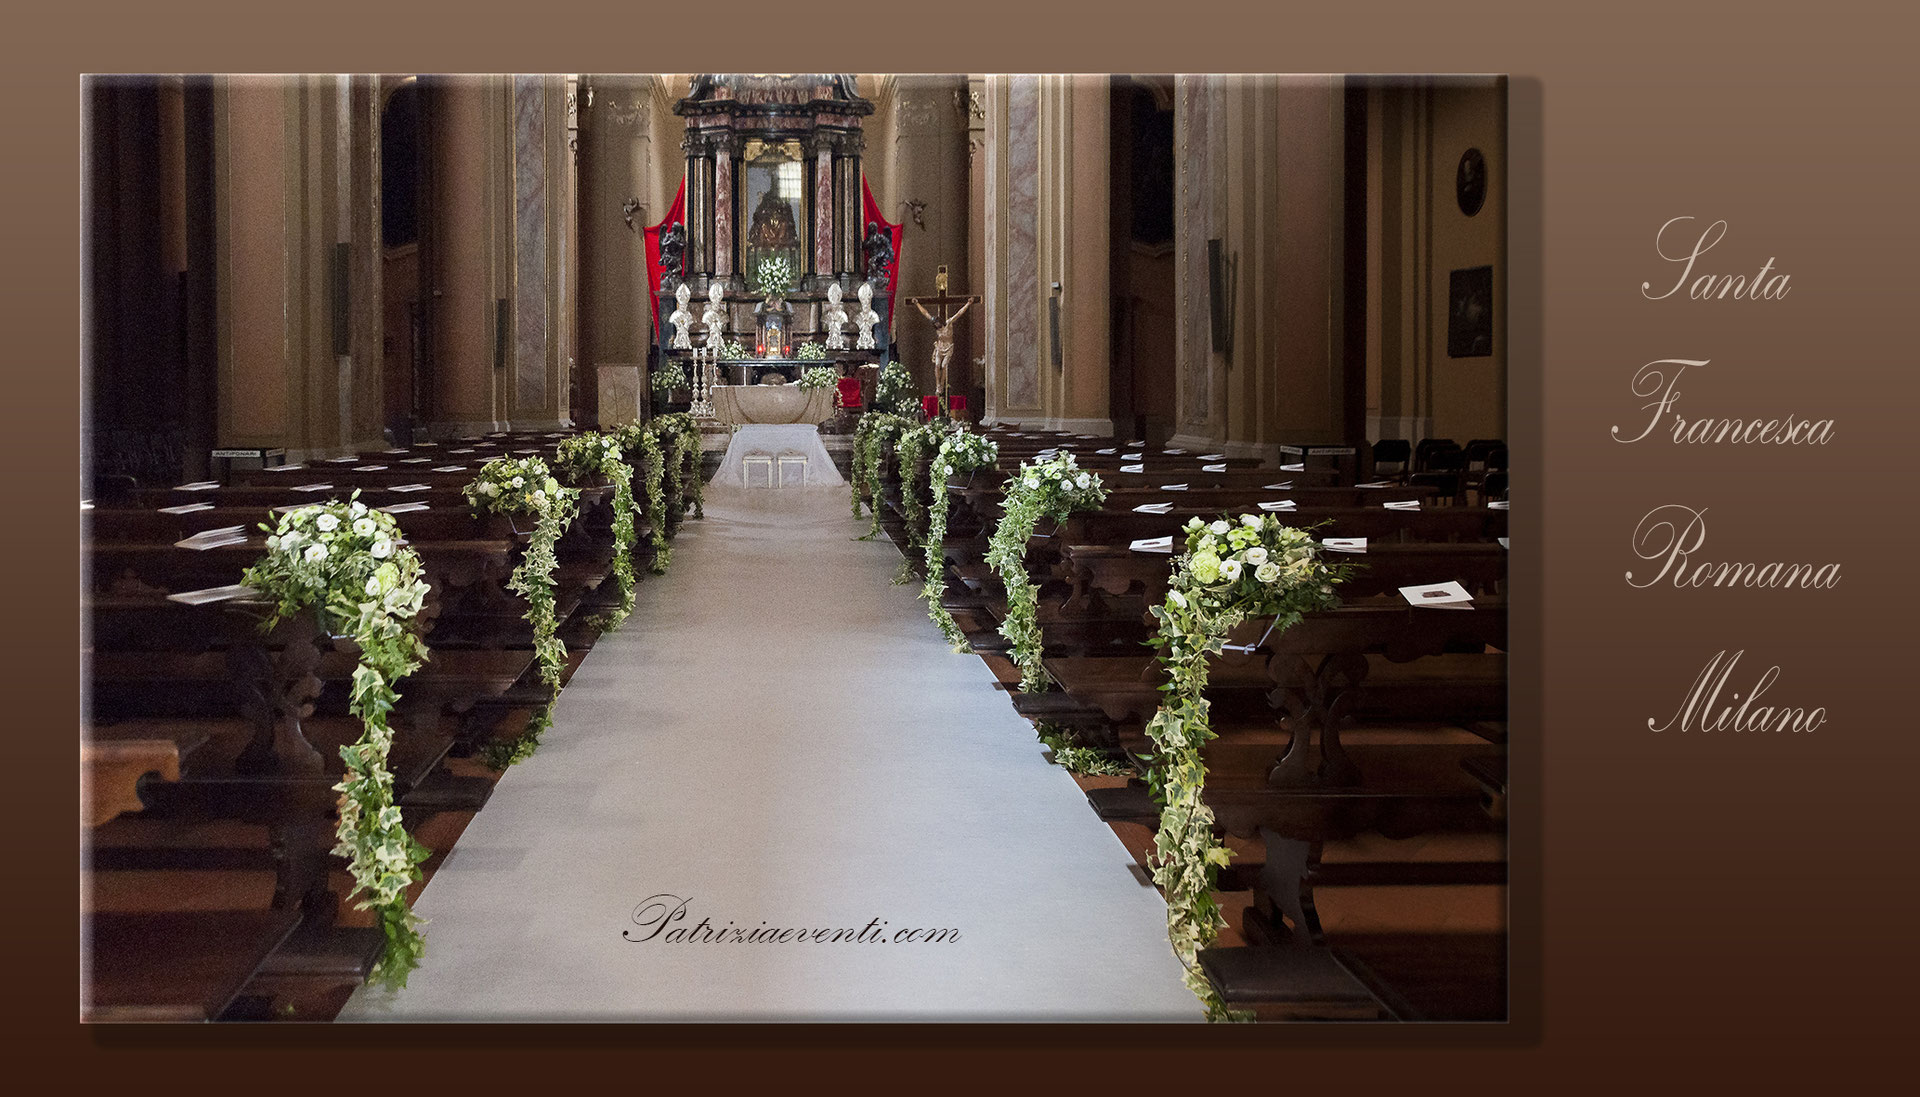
[{"left": 710, "top": 382, "right": 834, "bottom": 426}]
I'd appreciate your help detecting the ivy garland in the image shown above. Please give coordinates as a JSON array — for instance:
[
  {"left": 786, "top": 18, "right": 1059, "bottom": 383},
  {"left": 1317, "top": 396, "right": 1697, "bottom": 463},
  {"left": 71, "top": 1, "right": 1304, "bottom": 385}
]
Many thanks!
[
  {"left": 651, "top": 412, "right": 705, "bottom": 521},
  {"left": 610, "top": 422, "right": 672, "bottom": 573},
  {"left": 894, "top": 419, "right": 960, "bottom": 552},
  {"left": 1036, "top": 722, "right": 1135, "bottom": 778},
  {"left": 241, "top": 494, "right": 432, "bottom": 987},
  {"left": 1144, "top": 514, "right": 1351, "bottom": 1021},
  {"left": 984, "top": 452, "right": 1107, "bottom": 692},
  {"left": 849, "top": 412, "right": 915, "bottom": 539},
  {"left": 921, "top": 430, "right": 999, "bottom": 650},
  {"left": 464, "top": 456, "right": 580, "bottom": 768},
  {"left": 554, "top": 432, "right": 637, "bottom": 627}
]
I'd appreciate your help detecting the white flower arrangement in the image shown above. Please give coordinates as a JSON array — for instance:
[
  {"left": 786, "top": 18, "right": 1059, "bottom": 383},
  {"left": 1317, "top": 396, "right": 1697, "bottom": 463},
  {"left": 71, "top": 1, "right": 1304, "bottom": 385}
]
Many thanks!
[
  {"left": 650, "top": 362, "right": 689, "bottom": 396},
  {"left": 922, "top": 430, "right": 1001, "bottom": 648},
  {"left": 987, "top": 452, "right": 1108, "bottom": 690},
  {"left": 795, "top": 342, "right": 829, "bottom": 362},
  {"left": 755, "top": 255, "right": 794, "bottom": 297},
  {"left": 797, "top": 365, "right": 837, "bottom": 390},
  {"left": 241, "top": 493, "right": 433, "bottom": 986}
]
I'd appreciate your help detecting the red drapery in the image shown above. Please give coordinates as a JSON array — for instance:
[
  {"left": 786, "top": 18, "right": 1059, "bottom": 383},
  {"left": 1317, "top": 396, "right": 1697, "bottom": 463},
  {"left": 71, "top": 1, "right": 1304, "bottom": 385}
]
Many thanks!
[
  {"left": 860, "top": 178, "right": 903, "bottom": 325},
  {"left": 643, "top": 179, "right": 688, "bottom": 337}
]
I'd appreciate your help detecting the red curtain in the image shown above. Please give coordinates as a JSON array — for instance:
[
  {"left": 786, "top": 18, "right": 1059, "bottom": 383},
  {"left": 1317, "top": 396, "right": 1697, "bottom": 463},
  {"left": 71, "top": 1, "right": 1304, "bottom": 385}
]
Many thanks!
[
  {"left": 643, "top": 179, "right": 688, "bottom": 337},
  {"left": 860, "top": 178, "right": 903, "bottom": 325}
]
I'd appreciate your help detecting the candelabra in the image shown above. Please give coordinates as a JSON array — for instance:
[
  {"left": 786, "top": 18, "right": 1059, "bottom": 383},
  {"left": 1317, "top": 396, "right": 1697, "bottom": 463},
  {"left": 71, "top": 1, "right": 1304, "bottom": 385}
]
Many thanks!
[{"left": 689, "top": 345, "right": 717, "bottom": 421}]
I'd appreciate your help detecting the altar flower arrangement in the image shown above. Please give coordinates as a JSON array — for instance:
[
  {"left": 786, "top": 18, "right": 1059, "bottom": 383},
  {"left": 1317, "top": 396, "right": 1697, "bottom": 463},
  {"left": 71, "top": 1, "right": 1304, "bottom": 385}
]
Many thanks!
[
  {"left": 796, "top": 342, "right": 829, "bottom": 362},
  {"left": 755, "top": 255, "right": 794, "bottom": 297},
  {"left": 242, "top": 494, "right": 432, "bottom": 988},
  {"left": 922, "top": 429, "right": 1000, "bottom": 648},
  {"left": 1144, "top": 513, "right": 1352, "bottom": 1021},
  {"left": 650, "top": 361, "right": 688, "bottom": 397},
  {"left": 987, "top": 452, "right": 1107, "bottom": 690},
  {"left": 798, "top": 365, "right": 837, "bottom": 390},
  {"left": 464, "top": 456, "right": 580, "bottom": 767},
  {"left": 720, "top": 338, "right": 750, "bottom": 360},
  {"left": 554, "top": 432, "right": 638, "bottom": 625},
  {"left": 875, "top": 360, "right": 915, "bottom": 414}
]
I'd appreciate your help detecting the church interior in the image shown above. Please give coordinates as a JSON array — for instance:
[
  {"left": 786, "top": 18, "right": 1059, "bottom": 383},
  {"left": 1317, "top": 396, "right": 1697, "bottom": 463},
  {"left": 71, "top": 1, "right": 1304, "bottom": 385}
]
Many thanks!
[{"left": 82, "top": 73, "right": 1509, "bottom": 1023}]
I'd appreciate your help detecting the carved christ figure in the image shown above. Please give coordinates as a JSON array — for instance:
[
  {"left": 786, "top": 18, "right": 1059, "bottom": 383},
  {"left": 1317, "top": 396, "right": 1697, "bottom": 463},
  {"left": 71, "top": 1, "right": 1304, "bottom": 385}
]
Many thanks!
[
  {"left": 913, "top": 298, "right": 974, "bottom": 393},
  {"left": 701, "top": 283, "right": 727, "bottom": 350},
  {"left": 822, "top": 282, "right": 850, "bottom": 350},
  {"left": 854, "top": 282, "right": 880, "bottom": 351}
]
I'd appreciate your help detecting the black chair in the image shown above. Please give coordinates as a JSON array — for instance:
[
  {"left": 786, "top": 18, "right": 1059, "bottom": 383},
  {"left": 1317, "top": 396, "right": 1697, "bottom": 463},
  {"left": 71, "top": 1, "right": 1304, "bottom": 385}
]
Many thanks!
[
  {"left": 1463, "top": 439, "right": 1505, "bottom": 472},
  {"left": 1372, "top": 439, "right": 1412, "bottom": 481},
  {"left": 1411, "top": 446, "right": 1467, "bottom": 504},
  {"left": 1415, "top": 438, "right": 1459, "bottom": 473}
]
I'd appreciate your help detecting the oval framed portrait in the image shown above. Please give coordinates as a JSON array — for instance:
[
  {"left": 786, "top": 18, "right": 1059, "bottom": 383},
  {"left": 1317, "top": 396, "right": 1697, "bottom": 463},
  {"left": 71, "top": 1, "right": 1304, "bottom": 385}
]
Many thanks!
[{"left": 1456, "top": 147, "right": 1487, "bottom": 217}]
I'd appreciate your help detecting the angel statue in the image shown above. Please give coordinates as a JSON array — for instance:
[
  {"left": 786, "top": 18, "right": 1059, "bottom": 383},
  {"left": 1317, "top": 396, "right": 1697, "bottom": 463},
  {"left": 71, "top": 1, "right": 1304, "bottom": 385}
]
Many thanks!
[
  {"left": 912, "top": 297, "right": 974, "bottom": 395},
  {"left": 657, "top": 221, "right": 686, "bottom": 290},
  {"left": 701, "top": 282, "right": 727, "bottom": 351},
  {"left": 822, "top": 282, "right": 850, "bottom": 351},
  {"left": 862, "top": 221, "right": 894, "bottom": 285},
  {"left": 854, "top": 281, "right": 880, "bottom": 351},
  {"left": 668, "top": 282, "right": 695, "bottom": 350}
]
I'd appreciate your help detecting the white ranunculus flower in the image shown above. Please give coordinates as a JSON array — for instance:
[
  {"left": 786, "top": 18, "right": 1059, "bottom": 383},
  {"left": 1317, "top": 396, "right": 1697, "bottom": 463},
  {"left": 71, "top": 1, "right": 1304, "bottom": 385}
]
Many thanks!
[
  {"left": 1186, "top": 517, "right": 1204, "bottom": 531},
  {"left": 531, "top": 490, "right": 548, "bottom": 506},
  {"left": 510, "top": 476, "right": 524, "bottom": 488},
  {"left": 1256, "top": 562, "right": 1282, "bottom": 584},
  {"left": 353, "top": 517, "right": 377, "bottom": 538},
  {"left": 1168, "top": 591, "right": 1188, "bottom": 609},
  {"left": 315, "top": 513, "right": 339, "bottom": 532},
  {"left": 1243, "top": 513, "right": 1262, "bottom": 528},
  {"left": 304, "top": 543, "right": 328, "bottom": 562},
  {"left": 1076, "top": 473, "right": 1091, "bottom": 489},
  {"left": 1210, "top": 520, "right": 1230, "bottom": 535},
  {"left": 1024, "top": 477, "right": 1040, "bottom": 490},
  {"left": 1219, "top": 559, "right": 1243, "bottom": 582},
  {"left": 349, "top": 500, "right": 367, "bottom": 519},
  {"left": 370, "top": 539, "right": 393, "bottom": 559},
  {"left": 1245, "top": 546, "right": 1269, "bottom": 565}
]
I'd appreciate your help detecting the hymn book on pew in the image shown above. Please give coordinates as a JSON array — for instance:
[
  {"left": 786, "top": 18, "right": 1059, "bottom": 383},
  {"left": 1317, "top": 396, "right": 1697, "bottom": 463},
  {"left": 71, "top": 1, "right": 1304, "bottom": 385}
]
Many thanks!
[{"left": 1400, "top": 581, "right": 1474, "bottom": 609}]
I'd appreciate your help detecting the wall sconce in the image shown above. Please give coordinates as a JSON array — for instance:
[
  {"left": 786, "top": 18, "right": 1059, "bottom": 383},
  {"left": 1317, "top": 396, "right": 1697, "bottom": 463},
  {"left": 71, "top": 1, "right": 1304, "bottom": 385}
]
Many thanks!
[
  {"left": 1048, "top": 281, "right": 1064, "bottom": 369},
  {"left": 622, "top": 197, "right": 642, "bottom": 231},
  {"left": 1207, "top": 238, "right": 1237, "bottom": 364}
]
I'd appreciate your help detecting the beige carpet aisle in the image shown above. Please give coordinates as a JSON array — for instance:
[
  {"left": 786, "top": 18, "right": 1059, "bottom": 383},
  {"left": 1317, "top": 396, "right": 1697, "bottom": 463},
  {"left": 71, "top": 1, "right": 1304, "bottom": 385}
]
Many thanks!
[{"left": 341, "top": 481, "right": 1200, "bottom": 1022}]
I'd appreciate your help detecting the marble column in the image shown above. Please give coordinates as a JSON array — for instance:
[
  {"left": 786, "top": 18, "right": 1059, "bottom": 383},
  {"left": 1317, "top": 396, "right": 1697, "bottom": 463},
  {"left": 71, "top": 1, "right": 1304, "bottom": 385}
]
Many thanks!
[
  {"left": 513, "top": 75, "right": 549, "bottom": 415},
  {"left": 713, "top": 133, "right": 734, "bottom": 279}
]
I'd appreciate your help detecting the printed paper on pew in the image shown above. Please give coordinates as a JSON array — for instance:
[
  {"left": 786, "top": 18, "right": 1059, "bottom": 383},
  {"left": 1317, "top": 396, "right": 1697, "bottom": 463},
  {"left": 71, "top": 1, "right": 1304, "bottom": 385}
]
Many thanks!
[
  {"left": 267, "top": 464, "right": 307, "bottom": 472},
  {"left": 432, "top": 466, "right": 467, "bottom": 473},
  {"left": 1132, "top": 502, "right": 1175, "bottom": 514},
  {"left": 1202, "top": 463, "right": 1228, "bottom": 472},
  {"left": 449, "top": 448, "right": 478, "bottom": 454},
  {"left": 1384, "top": 499, "right": 1422, "bottom": 511},
  {"left": 1262, "top": 481, "right": 1294, "bottom": 490},
  {"left": 1129, "top": 535, "right": 1175, "bottom": 554},
  {"left": 1122, "top": 452, "right": 1143, "bottom": 460},
  {"left": 175, "top": 526, "right": 248, "bottom": 551},
  {"left": 400, "top": 457, "right": 431, "bottom": 464},
  {"left": 1095, "top": 448, "right": 1117, "bottom": 455},
  {"left": 1257, "top": 500, "right": 1297, "bottom": 511},
  {"left": 173, "top": 480, "right": 221, "bottom": 492},
  {"left": 390, "top": 483, "right": 431, "bottom": 493},
  {"left": 1128, "top": 440, "right": 1146, "bottom": 446},
  {"left": 80, "top": 500, "right": 94, "bottom": 511},
  {"left": 414, "top": 442, "right": 438, "bottom": 447},
  {"left": 1400, "top": 580, "right": 1474, "bottom": 609},
  {"left": 1279, "top": 462, "right": 1306, "bottom": 471},
  {"left": 291, "top": 482, "right": 335, "bottom": 493},
  {"left": 1159, "top": 483, "right": 1189, "bottom": 492},
  {"left": 326, "top": 457, "right": 359, "bottom": 464},
  {"left": 167, "top": 583, "right": 259, "bottom": 606},
  {"left": 158, "top": 502, "right": 216, "bottom": 515},
  {"left": 1498, "top": 537, "right": 1510, "bottom": 549},
  {"left": 1322, "top": 537, "right": 1367, "bottom": 553},
  {"left": 1162, "top": 448, "right": 1187, "bottom": 455},
  {"left": 382, "top": 448, "right": 410, "bottom": 454},
  {"left": 1120, "top": 464, "right": 1145, "bottom": 473},
  {"left": 1489, "top": 500, "right": 1510, "bottom": 510},
  {"left": 1355, "top": 480, "right": 1395, "bottom": 488},
  {"left": 1199, "top": 453, "right": 1225, "bottom": 461},
  {"left": 380, "top": 501, "right": 431, "bottom": 514},
  {"left": 353, "top": 465, "right": 389, "bottom": 472},
  {"left": 1075, "top": 434, "right": 1097, "bottom": 439}
]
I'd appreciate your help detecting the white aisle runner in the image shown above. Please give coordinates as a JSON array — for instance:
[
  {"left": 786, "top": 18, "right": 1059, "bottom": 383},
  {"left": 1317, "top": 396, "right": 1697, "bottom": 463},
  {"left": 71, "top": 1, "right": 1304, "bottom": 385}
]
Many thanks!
[{"left": 340, "top": 482, "right": 1198, "bottom": 1022}]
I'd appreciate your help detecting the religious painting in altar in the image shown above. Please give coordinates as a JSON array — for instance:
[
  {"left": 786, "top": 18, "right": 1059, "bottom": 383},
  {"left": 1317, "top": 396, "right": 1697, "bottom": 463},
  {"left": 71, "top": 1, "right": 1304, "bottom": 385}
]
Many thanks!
[{"left": 741, "top": 138, "right": 807, "bottom": 285}]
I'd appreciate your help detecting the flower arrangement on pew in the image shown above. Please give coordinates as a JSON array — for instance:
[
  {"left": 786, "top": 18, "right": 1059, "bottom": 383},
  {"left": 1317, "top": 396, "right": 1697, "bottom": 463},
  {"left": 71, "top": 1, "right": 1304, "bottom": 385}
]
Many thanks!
[
  {"left": 554, "top": 432, "right": 637, "bottom": 627},
  {"left": 985, "top": 452, "right": 1107, "bottom": 691},
  {"left": 922, "top": 429, "right": 999, "bottom": 649},
  {"left": 463, "top": 457, "right": 579, "bottom": 768},
  {"left": 1144, "top": 514, "right": 1352, "bottom": 1021},
  {"left": 609, "top": 421, "right": 672, "bottom": 573},
  {"left": 649, "top": 412, "right": 705, "bottom": 521},
  {"left": 850, "top": 411, "right": 916, "bottom": 538},
  {"left": 875, "top": 360, "right": 919, "bottom": 419},
  {"left": 797, "top": 365, "right": 837, "bottom": 391},
  {"left": 241, "top": 494, "right": 432, "bottom": 988},
  {"left": 895, "top": 418, "right": 964, "bottom": 552},
  {"left": 795, "top": 343, "right": 829, "bottom": 362}
]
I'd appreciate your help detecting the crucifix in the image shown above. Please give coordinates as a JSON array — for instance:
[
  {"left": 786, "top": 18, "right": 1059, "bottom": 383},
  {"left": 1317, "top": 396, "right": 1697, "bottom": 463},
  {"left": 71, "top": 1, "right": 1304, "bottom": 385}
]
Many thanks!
[{"left": 907, "top": 265, "right": 979, "bottom": 414}]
